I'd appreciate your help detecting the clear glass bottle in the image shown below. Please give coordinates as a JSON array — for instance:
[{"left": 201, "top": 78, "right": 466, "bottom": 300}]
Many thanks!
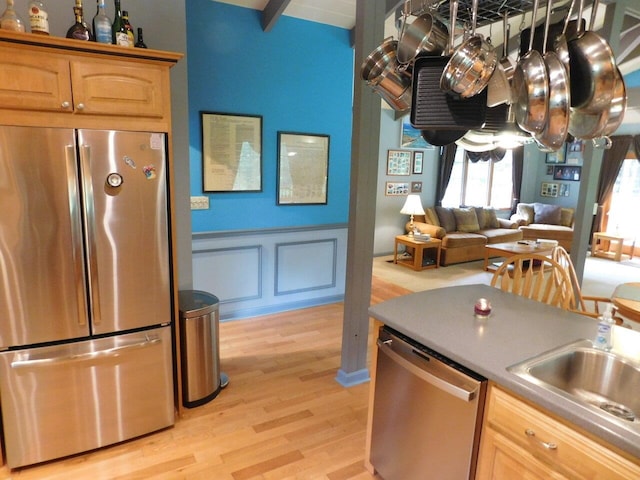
[
  {"left": 134, "top": 27, "right": 147, "bottom": 48},
  {"left": 112, "top": 0, "right": 128, "bottom": 46},
  {"left": 66, "top": 0, "right": 94, "bottom": 41},
  {"left": 92, "top": 0, "right": 111, "bottom": 43},
  {"left": 122, "top": 10, "right": 134, "bottom": 46},
  {"left": 0, "top": 0, "right": 26, "bottom": 32},
  {"left": 28, "top": 0, "right": 49, "bottom": 35}
]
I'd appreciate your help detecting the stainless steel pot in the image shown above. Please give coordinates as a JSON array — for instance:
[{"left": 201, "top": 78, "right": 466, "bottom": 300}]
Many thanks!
[
  {"left": 397, "top": 11, "right": 449, "bottom": 65},
  {"left": 567, "top": 0, "right": 616, "bottom": 112},
  {"left": 361, "top": 37, "right": 412, "bottom": 113},
  {"left": 440, "top": 0, "right": 497, "bottom": 98},
  {"left": 487, "top": 11, "right": 516, "bottom": 107},
  {"left": 513, "top": 0, "right": 549, "bottom": 133}
]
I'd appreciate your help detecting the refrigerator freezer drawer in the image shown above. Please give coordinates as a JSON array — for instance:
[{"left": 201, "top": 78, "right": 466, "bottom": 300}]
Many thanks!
[{"left": 0, "top": 327, "right": 175, "bottom": 468}]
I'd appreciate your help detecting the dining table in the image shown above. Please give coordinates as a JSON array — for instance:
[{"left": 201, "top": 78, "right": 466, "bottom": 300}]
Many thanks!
[{"left": 611, "top": 282, "right": 640, "bottom": 324}]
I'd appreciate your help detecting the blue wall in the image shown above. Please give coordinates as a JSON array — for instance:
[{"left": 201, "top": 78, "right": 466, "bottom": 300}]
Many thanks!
[{"left": 186, "top": 0, "right": 354, "bottom": 232}]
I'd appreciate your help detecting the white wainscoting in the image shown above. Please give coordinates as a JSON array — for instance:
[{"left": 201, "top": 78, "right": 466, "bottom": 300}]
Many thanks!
[{"left": 192, "top": 225, "right": 348, "bottom": 321}]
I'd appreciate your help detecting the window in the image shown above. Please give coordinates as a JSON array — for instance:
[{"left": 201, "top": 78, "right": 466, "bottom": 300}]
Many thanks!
[
  {"left": 607, "top": 159, "right": 640, "bottom": 239},
  {"left": 442, "top": 148, "right": 513, "bottom": 209}
]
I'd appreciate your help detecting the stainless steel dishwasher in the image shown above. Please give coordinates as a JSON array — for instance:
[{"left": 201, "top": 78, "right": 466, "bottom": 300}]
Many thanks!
[{"left": 370, "top": 326, "right": 487, "bottom": 480}]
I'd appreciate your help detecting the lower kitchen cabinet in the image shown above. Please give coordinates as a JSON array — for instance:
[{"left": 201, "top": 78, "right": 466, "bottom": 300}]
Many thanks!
[{"left": 476, "top": 384, "right": 640, "bottom": 480}]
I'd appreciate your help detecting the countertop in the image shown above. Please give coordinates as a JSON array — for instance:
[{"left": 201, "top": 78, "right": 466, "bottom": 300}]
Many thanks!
[{"left": 368, "top": 283, "right": 640, "bottom": 460}]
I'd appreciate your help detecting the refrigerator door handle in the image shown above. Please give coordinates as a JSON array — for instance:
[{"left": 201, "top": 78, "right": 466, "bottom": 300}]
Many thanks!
[
  {"left": 66, "top": 144, "right": 88, "bottom": 327},
  {"left": 10, "top": 337, "right": 161, "bottom": 370},
  {"left": 79, "top": 144, "right": 102, "bottom": 326}
]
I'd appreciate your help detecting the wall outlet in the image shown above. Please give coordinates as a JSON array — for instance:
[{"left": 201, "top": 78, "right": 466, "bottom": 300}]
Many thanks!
[{"left": 190, "top": 196, "right": 209, "bottom": 210}]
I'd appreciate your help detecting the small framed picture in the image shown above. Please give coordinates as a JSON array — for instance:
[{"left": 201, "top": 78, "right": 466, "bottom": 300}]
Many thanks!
[
  {"left": 559, "top": 183, "right": 570, "bottom": 197},
  {"left": 385, "top": 182, "right": 409, "bottom": 196},
  {"left": 540, "top": 182, "right": 559, "bottom": 197},
  {"left": 545, "top": 146, "right": 566, "bottom": 164},
  {"left": 411, "top": 181, "right": 423, "bottom": 193},
  {"left": 553, "top": 165, "right": 581, "bottom": 182},
  {"left": 386, "top": 150, "right": 412, "bottom": 176},
  {"left": 546, "top": 165, "right": 554, "bottom": 175},
  {"left": 413, "top": 151, "right": 424, "bottom": 174}
]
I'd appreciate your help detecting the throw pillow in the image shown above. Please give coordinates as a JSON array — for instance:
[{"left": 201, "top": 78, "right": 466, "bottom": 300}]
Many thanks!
[
  {"left": 453, "top": 207, "right": 480, "bottom": 232},
  {"left": 560, "top": 208, "right": 574, "bottom": 227},
  {"left": 484, "top": 207, "right": 500, "bottom": 228},
  {"left": 516, "top": 203, "right": 535, "bottom": 225},
  {"left": 474, "top": 207, "right": 488, "bottom": 229},
  {"left": 534, "top": 203, "right": 562, "bottom": 225},
  {"left": 435, "top": 206, "right": 456, "bottom": 232},
  {"left": 424, "top": 207, "right": 440, "bottom": 227}
]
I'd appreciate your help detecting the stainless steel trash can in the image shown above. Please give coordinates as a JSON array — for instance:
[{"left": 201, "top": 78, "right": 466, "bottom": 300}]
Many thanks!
[{"left": 178, "top": 290, "right": 228, "bottom": 408}]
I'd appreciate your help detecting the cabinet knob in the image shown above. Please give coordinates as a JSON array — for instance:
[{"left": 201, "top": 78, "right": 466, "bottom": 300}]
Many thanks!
[
  {"left": 76, "top": 103, "right": 85, "bottom": 111},
  {"left": 61, "top": 101, "right": 71, "bottom": 109}
]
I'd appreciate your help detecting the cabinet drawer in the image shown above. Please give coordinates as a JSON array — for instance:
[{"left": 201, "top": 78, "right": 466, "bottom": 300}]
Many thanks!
[
  {"left": 485, "top": 386, "right": 640, "bottom": 479},
  {"left": 0, "top": 47, "right": 72, "bottom": 112},
  {"left": 71, "top": 59, "right": 166, "bottom": 118}
]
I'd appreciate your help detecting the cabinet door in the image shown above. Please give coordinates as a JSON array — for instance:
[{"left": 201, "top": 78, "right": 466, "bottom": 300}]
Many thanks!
[
  {"left": 70, "top": 59, "right": 166, "bottom": 118},
  {"left": 0, "top": 46, "right": 73, "bottom": 112}
]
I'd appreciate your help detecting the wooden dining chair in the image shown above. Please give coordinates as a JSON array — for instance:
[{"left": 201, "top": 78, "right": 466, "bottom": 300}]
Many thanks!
[
  {"left": 490, "top": 253, "right": 575, "bottom": 309},
  {"left": 551, "top": 246, "right": 623, "bottom": 323}
]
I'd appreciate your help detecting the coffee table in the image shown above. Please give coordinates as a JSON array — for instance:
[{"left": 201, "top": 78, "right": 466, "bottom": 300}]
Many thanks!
[
  {"left": 484, "top": 241, "right": 555, "bottom": 271},
  {"left": 394, "top": 235, "right": 441, "bottom": 271},
  {"left": 591, "top": 232, "right": 635, "bottom": 262}
]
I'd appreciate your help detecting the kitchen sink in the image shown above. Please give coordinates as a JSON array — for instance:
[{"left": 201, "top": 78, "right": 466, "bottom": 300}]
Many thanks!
[{"left": 508, "top": 333, "right": 640, "bottom": 434}]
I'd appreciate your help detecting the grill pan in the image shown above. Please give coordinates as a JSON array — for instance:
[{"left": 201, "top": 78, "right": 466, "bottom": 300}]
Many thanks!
[{"left": 410, "top": 55, "right": 487, "bottom": 130}]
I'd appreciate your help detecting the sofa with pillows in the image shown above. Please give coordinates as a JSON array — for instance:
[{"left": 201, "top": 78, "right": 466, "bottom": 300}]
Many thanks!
[
  {"left": 408, "top": 206, "right": 523, "bottom": 266},
  {"left": 510, "top": 202, "right": 575, "bottom": 251}
]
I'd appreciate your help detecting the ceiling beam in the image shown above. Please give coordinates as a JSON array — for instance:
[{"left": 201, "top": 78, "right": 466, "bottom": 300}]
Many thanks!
[{"left": 262, "top": 0, "right": 292, "bottom": 32}]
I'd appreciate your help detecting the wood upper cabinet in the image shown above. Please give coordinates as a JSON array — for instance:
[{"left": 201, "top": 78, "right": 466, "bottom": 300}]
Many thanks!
[
  {"left": 0, "top": 30, "right": 181, "bottom": 130},
  {"left": 476, "top": 384, "right": 640, "bottom": 480}
]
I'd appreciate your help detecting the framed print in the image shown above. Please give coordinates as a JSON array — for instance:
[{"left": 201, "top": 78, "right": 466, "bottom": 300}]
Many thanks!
[
  {"left": 546, "top": 165, "right": 554, "bottom": 175},
  {"left": 387, "top": 150, "right": 412, "bottom": 176},
  {"left": 413, "top": 151, "right": 424, "bottom": 174},
  {"left": 559, "top": 183, "right": 570, "bottom": 197},
  {"left": 385, "top": 182, "right": 409, "bottom": 196},
  {"left": 540, "top": 182, "right": 559, "bottom": 197},
  {"left": 277, "top": 132, "right": 329, "bottom": 205},
  {"left": 545, "top": 146, "right": 566, "bottom": 164},
  {"left": 553, "top": 165, "right": 581, "bottom": 182},
  {"left": 411, "top": 181, "right": 423, "bottom": 193},
  {"left": 201, "top": 112, "right": 262, "bottom": 192},
  {"left": 401, "top": 116, "right": 433, "bottom": 149}
]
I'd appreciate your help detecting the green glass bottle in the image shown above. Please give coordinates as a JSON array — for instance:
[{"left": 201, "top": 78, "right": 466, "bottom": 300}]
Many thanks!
[{"left": 112, "top": 0, "right": 128, "bottom": 46}]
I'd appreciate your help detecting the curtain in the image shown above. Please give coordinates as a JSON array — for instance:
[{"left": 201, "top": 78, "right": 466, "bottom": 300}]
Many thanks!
[
  {"left": 510, "top": 145, "right": 524, "bottom": 215},
  {"left": 633, "top": 135, "right": 640, "bottom": 162},
  {"left": 592, "top": 135, "right": 632, "bottom": 235},
  {"left": 435, "top": 143, "right": 457, "bottom": 206},
  {"left": 465, "top": 148, "right": 507, "bottom": 163}
]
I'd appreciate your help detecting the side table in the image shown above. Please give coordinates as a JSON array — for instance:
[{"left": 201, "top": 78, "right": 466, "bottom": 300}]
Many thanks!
[
  {"left": 591, "top": 232, "right": 635, "bottom": 262},
  {"left": 394, "top": 235, "right": 441, "bottom": 271}
]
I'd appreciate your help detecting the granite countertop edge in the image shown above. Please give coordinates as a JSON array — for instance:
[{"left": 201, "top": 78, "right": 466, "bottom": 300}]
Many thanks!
[{"left": 368, "top": 283, "right": 640, "bottom": 460}]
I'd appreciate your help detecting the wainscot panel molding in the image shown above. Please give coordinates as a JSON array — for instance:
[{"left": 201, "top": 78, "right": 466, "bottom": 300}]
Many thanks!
[{"left": 192, "top": 225, "right": 348, "bottom": 321}]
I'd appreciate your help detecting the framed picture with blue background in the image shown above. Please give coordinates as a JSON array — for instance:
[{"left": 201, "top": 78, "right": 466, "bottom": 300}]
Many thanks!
[{"left": 401, "top": 116, "right": 433, "bottom": 149}]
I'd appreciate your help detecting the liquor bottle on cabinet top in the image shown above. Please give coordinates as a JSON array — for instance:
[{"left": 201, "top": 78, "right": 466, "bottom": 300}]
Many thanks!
[
  {"left": 112, "top": 0, "right": 128, "bottom": 46},
  {"left": 92, "top": 0, "right": 111, "bottom": 43},
  {"left": 122, "top": 10, "right": 134, "bottom": 46},
  {"left": 66, "top": 0, "right": 94, "bottom": 41},
  {"left": 0, "top": 0, "right": 26, "bottom": 32},
  {"left": 29, "top": 0, "right": 49, "bottom": 35},
  {"left": 134, "top": 27, "right": 147, "bottom": 48}
]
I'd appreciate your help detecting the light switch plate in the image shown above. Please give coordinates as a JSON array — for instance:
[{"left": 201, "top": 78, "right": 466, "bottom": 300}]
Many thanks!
[{"left": 190, "top": 196, "right": 209, "bottom": 210}]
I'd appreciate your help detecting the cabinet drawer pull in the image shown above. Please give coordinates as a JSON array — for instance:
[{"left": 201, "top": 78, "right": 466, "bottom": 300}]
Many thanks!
[
  {"left": 525, "top": 428, "right": 558, "bottom": 450},
  {"left": 61, "top": 101, "right": 71, "bottom": 109},
  {"left": 76, "top": 103, "right": 85, "bottom": 110}
]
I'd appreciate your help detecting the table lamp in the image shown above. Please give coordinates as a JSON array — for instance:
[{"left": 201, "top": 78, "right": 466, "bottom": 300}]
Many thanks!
[{"left": 400, "top": 194, "right": 425, "bottom": 236}]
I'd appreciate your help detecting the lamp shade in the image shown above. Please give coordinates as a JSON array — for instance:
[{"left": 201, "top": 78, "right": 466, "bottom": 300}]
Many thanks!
[{"left": 400, "top": 195, "right": 425, "bottom": 216}]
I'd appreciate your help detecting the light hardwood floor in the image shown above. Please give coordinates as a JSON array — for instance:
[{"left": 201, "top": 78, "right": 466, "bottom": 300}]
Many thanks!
[{"left": 0, "top": 277, "right": 410, "bottom": 479}]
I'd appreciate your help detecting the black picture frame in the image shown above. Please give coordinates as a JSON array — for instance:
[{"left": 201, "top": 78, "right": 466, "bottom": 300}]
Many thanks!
[
  {"left": 277, "top": 132, "right": 330, "bottom": 205},
  {"left": 201, "top": 111, "right": 263, "bottom": 192},
  {"left": 553, "top": 165, "right": 581, "bottom": 182}
]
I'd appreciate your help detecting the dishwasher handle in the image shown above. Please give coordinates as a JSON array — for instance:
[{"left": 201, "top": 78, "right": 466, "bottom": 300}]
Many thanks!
[{"left": 377, "top": 338, "right": 480, "bottom": 402}]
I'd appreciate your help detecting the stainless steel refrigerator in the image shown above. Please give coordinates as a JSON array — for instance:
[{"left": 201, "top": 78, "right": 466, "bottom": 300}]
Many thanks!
[{"left": 0, "top": 126, "right": 175, "bottom": 468}]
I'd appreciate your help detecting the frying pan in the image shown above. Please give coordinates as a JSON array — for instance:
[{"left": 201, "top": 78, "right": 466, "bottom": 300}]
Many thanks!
[
  {"left": 513, "top": 0, "right": 548, "bottom": 133},
  {"left": 567, "top": 0, "right": 616, "bottom": 112},
  {"left": 440, "top": 0, "right": 497, "bottom": 98},
  {"left": 411, "top": 0, "right": 486, "bottom": 145},
  {"left": 487, "top": 11, "right": 516, "bottom": 107},
  {"left": 534, "top": 0, "right": 570, "bottom": 152}
]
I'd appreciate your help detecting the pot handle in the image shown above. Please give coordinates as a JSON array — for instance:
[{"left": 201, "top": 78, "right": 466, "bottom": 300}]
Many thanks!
[{"left": 589, "top": 0, "right": 599, "bottom": 31}]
